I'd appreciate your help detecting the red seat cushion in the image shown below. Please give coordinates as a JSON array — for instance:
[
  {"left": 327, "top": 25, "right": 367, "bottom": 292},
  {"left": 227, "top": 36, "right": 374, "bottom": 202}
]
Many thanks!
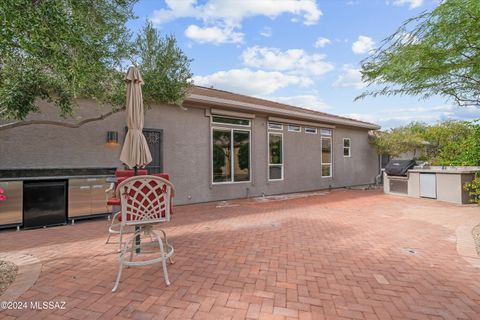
[
  {"left": 107, "top": 197, "right": 121, "bottom": 206},
  {"left": 115, "top": 169, "right": 148, "bottom": 178}
]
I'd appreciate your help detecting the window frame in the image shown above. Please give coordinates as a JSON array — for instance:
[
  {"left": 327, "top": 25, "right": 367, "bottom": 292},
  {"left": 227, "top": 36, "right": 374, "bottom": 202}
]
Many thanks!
[
  {"left": 321, "top": 136, "right": 332, "bottom": 178},
  {"left": 268, "top": 122, "right": 283, "bottom": 130},
  {"left": 211, "top": 115, "right": 251, "bottom": 128},
  {"left": 211, "top": 126, "right": 252, "bottom": 185},
  {"left": 343, "top": 138, "right": 351, "bottom": 158},
  {"left": 305, "top": 127, "right": 317, "bottom": 134},
  {"left": 268, "top": 132, "right": 284, "bottom": 181},
  {"left": 320, "top": 128, "right": 332, "bottom": 136},
  {"left": 287, "top": 124, "right": 301, "bottom": 132}
]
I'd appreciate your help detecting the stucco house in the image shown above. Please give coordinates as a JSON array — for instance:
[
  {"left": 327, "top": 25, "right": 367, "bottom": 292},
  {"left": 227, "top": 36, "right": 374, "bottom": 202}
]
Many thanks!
[{"left": 0, "top": 86, "right": 380, "bottom": 210}]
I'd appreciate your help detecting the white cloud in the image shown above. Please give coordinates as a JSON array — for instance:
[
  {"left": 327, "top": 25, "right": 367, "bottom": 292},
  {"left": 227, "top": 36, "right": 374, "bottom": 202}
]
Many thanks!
[
  {"left": 333, "top": 66, "right": 366, "bottom": 89},
  {"left": 150, "top": 0, "right": 322, "bottom": 27},
  {"left": 389, "top": 0, "right": 423, "bottom": 9},
  {"left": 193, "top": 68, "right": 312, "bottom": 96},
  {"left": 344, "top": 105, "right": 480, "bottom": 129},
  {"left": 266, "top": 95, "right": 329, "bottom": 111},
  {"left": 184, "top": 25, "right": 243, "bottom": 44},
  {"left": 241, "top": 46, "right": 334, "bottom": 77},
  {"left": 151, "top": 0, "right": 321, "bottom": 44},
  {"left": 260, "top": 27, "right": 272, "bottom": 37},
  {"left": 352, "top": 35, "right": 375, "bottom": 54},
  {"left": 314, "top": 37, "right": 331, "bottom": 48}
]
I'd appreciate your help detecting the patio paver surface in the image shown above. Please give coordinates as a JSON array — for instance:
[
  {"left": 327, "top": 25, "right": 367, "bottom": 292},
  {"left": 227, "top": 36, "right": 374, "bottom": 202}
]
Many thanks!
[{"left": 1, "top": 189, "right": 480, "bottom": 320}]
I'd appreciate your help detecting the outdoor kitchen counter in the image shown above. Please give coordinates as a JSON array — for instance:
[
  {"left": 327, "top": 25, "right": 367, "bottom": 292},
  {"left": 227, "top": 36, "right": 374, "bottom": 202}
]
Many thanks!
[
  {"left": 384, "top": 166, "right": 479, "bottom": 205},
  {"left": 0, "top": 168, "right": 116, "bottom": 229}
]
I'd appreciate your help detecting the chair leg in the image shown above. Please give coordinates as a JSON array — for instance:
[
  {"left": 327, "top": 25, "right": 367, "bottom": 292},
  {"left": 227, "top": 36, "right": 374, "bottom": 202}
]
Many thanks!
[
  {"left": 105, "top": 232, "right": 112, "bottom": 244},
  {"left": 159, "top": 229, "right": 174, "bottom": 264},
  {"left": 129, "top": 228, "right": 139, "bottom": 263},
  {"left": 112, "top": 238, "right": 129, "bottom": 292},
  {"left": 106, "top": 217, "right": 115, "bottom": 244},
  {"left": 153, "top": 231, "right": 171, "bottom": 286},
  {"left": 118, "top": 224, "right": 124, "bottom": 252}
]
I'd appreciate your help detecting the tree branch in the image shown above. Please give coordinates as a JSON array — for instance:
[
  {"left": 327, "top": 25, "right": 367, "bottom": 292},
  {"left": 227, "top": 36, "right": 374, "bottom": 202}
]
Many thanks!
[{"left": 0, "top": 107, "right": 124, "bottom": 131}]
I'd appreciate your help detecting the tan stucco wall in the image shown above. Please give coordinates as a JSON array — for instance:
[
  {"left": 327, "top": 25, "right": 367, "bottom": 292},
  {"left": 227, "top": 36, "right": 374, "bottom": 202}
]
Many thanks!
[{"left": 0, "top": 100, "right": 380, "bottom": 205}]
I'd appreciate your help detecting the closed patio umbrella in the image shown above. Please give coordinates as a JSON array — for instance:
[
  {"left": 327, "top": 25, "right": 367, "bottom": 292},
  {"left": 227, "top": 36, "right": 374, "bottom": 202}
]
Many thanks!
[
  {"left": 120, "top": 66, "right": 152, "bottom": 170},
  {"left": 119, "top": 66, "right": 152, "bottom": 253}
]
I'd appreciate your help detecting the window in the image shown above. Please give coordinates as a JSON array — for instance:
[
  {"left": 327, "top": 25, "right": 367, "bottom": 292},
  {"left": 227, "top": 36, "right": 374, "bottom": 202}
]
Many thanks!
[
  {"left": 268, "top": 133, "right": 283, "bottom": 180},
  {"left": 343, "top": 138, "right": 351, "bottom": 157},
  {"left": 212, "top": 116, "right": 251, "bottom": 127},
  {"left": 288, "top": 124, "right": 301, "bottom": 132},
  {"left": 321, "top": 137, "right": 332, "bottom": 177},
  {"left": 305, "top": 127, "right": 317, "bottom": 134},
  {"left": 320, "top": 128, "right": 332, "bottom": 136},
  {"left": 268, "top": 122, "right": 283, "bottom": 130},
  {"left": 212, "top": 128, "right": 250, "bottom": 183}
]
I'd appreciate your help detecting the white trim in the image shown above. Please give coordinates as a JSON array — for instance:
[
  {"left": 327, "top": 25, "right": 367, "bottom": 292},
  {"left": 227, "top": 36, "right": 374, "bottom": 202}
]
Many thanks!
[
  {"left": 268, "top": 116, "right": 335, "bottom": 129},
  {"left": 268, "top": 122, "right": 283, "bottom": 130},
  {"left": 287, "top": 124, "right": 301, "bottom": 132},
  {"left": 211, "top": 126, "right": 252, "bottom": 185},
  {"left": 343, "top": 138, "right": 351, "bottom": 158},
  {"left": 268, "top": 132, "right": 284, "bottom": 181},
  {"left": 189, "top": 93, "right": 380, "bottom": 129},
  {"left": 211, "top": 115, "right": 251, "bottom": 127},
  {"left": 305, "top": 127, "right": 317, "bottom": 134},
  {"left": 211, "top": 108, "right": 255, "bottom": 119},
  {"left": 320, "top": 128, "right": 332, "bottom": 136},
  {"left": 321, "top": 136, "right": 332, "bottom": 178}
]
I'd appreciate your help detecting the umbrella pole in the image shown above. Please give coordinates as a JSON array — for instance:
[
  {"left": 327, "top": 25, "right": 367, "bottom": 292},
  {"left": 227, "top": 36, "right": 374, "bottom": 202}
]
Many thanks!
[{"left": 134, "top": 165, "right": 141, "bottom": 254}]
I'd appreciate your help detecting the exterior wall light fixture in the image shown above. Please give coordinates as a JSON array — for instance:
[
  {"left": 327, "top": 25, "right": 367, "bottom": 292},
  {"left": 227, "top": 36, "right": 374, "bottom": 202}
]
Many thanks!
[{"left": 107, "top": 131, "right": 119, "bottom": 144}]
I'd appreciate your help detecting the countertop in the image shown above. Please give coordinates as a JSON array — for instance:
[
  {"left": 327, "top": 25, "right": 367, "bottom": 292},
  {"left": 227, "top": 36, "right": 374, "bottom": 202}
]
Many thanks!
[
  {"left": 0, "top": 168, "right": 116, "bottom": 182},
  {"left": 408, "top": 166, "right": 480, "bottom": 174}
]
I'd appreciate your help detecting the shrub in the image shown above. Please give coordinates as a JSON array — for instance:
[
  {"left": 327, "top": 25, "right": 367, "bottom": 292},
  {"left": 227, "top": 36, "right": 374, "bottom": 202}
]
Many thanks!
[{"left": 464, "top": 174, "right": 480, "bottom": 205}]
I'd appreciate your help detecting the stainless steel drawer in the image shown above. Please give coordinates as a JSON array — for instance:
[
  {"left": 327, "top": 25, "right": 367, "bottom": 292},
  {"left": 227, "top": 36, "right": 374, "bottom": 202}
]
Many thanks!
[
  {"left": 68, "top": 179, "right": 92, "bottom": 217},
  {"left": 0, "top": 181, "right": 23, "bottom": 225},
  {"left": 90, "top": 178, "right": 111, "bottom": 215}
]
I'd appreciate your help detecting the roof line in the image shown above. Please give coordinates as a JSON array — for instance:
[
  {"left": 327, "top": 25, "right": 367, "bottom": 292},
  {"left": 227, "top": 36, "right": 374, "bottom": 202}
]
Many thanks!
[{"left": 188, "top": 85, "right": 381, "bottom": 130}]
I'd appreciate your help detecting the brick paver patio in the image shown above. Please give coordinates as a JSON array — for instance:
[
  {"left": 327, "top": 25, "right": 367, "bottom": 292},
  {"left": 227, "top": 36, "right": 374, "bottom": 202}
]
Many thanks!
[{"left": 1, "top": 189, "right": 480, "bottom": 319}]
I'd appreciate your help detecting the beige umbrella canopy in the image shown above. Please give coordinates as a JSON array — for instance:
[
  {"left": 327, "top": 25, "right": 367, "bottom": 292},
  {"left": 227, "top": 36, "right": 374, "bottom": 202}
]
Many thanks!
[{"left": 119, "top": 66, "right": 152, "bottom": 169}]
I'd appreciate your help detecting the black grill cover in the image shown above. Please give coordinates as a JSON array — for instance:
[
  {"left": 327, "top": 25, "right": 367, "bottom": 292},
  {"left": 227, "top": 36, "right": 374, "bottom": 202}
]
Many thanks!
[{"left": 385, "top": 160, "right": 416, "bottom": 176}]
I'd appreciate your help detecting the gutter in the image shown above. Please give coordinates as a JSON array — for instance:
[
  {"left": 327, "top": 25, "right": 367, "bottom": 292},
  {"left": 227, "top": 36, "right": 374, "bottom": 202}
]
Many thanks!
[{"left": 187, "top": 94, "right": 381, "bottom": 130}]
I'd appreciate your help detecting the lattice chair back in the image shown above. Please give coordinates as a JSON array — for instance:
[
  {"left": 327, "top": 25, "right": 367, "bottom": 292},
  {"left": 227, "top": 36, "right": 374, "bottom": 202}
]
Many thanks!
[{"left": 116, "top": 175, "right": 175, "bottom": 226}]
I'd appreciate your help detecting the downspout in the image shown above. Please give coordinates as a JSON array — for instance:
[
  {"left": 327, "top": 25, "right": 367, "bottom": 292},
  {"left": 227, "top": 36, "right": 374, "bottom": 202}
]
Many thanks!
[{"left": 375, "top": 153, "right": 383, "bottom": 185}]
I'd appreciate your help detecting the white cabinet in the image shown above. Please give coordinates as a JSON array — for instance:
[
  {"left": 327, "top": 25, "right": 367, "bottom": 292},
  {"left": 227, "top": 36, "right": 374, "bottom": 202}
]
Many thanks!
[{"left": 420, "top": 173, "right": 436, "bottom": 199}]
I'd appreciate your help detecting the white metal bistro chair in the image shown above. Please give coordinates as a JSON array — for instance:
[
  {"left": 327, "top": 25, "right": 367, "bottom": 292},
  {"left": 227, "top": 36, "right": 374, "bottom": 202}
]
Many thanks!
[{"left": 112, "top": 175, "right": 175, "bottom": 292}]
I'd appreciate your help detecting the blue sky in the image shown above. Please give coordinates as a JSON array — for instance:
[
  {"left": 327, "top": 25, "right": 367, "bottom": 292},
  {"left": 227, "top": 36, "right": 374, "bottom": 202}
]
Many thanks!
[{"left": 128, "top": 0, "right": 480, "bottom": 129}]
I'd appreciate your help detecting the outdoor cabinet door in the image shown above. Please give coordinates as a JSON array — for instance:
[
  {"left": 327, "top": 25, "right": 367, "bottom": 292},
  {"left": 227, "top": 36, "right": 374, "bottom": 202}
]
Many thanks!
[
  {"left": 90, "top": 178, "right": 111, "bottom": 215},
  {"left": 68, "top": 179, "right": 92, "bottom": 217},
  {"left": 0, "top": 181, "right": 23, "bottom": 225},
  {"left": 420, "top": 173, "right": 437, "bottom": 199}
]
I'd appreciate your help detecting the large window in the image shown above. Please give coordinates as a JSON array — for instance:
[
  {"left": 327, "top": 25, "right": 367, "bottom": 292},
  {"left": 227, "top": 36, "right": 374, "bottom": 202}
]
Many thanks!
[
  {"left": 268, "top": 133, "right": 283, "bottom": 180},
  {"left": 321, "top": 137, "right": 332, "bottom": 177},
  {"left": 212, "top": 128, "right": 250, "bottom": 183},
  {"left": 343, "top": 138, "right": 351, "bottom": 157}
]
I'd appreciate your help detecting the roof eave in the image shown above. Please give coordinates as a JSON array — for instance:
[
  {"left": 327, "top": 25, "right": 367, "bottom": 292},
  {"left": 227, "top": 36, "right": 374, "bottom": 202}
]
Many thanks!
[{"left": 186, "top": 93, "right": 381, "bottom": 130}]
